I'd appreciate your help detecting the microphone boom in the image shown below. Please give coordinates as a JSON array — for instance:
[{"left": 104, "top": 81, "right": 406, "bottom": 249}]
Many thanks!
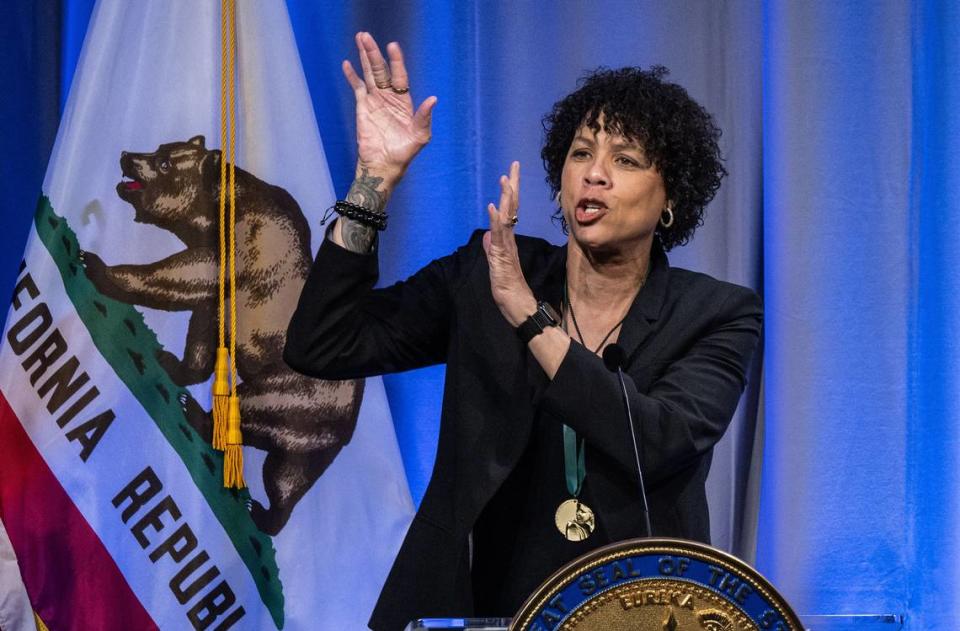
[{"left": 602, "top": 343, "right": 652, "bottom": 538}]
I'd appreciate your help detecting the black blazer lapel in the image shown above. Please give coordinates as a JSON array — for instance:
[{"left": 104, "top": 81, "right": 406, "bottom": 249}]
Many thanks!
[{"left": 614, "top": 241, "right": 669, "bottom": 365}]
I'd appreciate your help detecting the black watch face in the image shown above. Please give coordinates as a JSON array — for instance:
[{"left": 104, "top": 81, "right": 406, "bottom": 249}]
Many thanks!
[{"left": 539, "top": 302, "right": 560, "bottom": 326}]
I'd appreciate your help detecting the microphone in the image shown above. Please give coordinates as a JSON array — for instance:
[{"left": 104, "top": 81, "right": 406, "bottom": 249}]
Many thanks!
[
  {"left": 602, "top": 343, "right": 627, "bottom": 373},
  {"left": 602, "top": 344, "right": 652, "bottom": 538}
]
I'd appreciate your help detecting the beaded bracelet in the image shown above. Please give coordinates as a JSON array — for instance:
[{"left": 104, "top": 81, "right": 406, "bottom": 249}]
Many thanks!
[{"left": 321, "top": 199, "right": 388, "bottom": 231}]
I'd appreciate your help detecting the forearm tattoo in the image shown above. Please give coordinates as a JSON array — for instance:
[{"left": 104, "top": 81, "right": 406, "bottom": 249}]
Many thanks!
[{"left": 341, "top": 168, "right": 387, "bottom": 253}]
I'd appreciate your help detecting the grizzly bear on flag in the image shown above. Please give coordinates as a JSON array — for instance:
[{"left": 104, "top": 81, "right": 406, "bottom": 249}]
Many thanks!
[{"left": 80, "top": 135, "right": 361, "bottom": 536}]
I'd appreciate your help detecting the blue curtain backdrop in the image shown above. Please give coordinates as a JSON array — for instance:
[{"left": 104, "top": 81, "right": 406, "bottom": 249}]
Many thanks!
[{"left": 2, "top": 1, "right": 958, "bottom": 627}]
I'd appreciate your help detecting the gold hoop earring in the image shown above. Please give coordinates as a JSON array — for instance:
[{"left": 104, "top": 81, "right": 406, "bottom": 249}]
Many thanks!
[{"left": 659, "top": 205, "right": 674, "bottom": 229}]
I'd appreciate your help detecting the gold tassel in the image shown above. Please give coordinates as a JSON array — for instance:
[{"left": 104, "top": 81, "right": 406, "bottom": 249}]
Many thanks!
[
  {"left": 34, "top": 611, "right": 50, "bottom": 631},
  {"left": 211, "top": 347, "right": 230, "bottom": 450},
  {"left": 223, "top": 394, "right": 245, "bottom": 488}
]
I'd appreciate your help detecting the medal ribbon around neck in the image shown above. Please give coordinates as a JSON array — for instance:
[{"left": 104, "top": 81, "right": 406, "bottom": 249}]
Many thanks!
[
  {"left": 554, "top": 281, "right": 629, "bottom": 542},
  {"left": 556, "top": 271, "right": 650, "bottom": 541},
  {"left": 556, "top": 423, "right": 593, "bottom": 542},
  {"left": 562, "top": 424, "right": 586, "bottom": 500}
]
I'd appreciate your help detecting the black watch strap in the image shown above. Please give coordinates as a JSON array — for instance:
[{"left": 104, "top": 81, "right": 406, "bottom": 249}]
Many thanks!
[{"left": 517, "top": 301, "right": 561, "bottom": 344}]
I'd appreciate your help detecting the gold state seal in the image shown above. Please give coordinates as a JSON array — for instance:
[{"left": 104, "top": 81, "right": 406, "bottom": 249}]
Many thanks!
[{"left": 510, "top": 538, "right": 802, "bottom": 631}]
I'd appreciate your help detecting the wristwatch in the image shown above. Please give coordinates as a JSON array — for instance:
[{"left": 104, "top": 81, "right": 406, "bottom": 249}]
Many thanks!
[{"left": 516, "top": 301, "right": 561, "bottom": 344}]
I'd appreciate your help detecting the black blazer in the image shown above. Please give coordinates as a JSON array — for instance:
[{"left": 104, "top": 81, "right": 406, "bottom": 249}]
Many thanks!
[{"left": 284, "top": 231, "right": 762, "bottom": 631}]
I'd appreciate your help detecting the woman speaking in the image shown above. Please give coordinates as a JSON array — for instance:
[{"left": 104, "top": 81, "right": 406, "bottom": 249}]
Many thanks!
[{"left": 285, "top": 32, "right": 762, "bottom": 631}]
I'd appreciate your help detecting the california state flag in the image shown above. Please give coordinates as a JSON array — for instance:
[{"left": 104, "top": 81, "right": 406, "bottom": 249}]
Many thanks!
[{"left": 0, "top": 1, "right": 413, "bottom": 629}]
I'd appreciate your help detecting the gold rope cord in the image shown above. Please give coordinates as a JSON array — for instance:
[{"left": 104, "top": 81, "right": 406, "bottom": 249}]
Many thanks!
[
  {"left": 219, "top": 0, "right": 245, "bottom": 488},
  {"left": 227, "top": 0, "right": 238, "bottom": 401},
  {"left": 212, "top": 0, "right": 231, "bottom": 450}
]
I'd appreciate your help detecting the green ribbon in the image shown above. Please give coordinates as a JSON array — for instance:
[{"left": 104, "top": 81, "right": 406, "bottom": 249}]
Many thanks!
[{"left": 563, "top": 424, "right": 585, "bottom": 497}]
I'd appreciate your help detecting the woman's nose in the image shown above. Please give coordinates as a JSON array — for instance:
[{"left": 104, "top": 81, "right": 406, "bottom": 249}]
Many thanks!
[{"left": 584, "top": 159, "right": 609, "bottom": 186}]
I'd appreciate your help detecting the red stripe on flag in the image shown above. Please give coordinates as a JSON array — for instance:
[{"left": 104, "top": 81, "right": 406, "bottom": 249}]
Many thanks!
[{"left": 0, "top": 391, "right": 158, "bottom": 631}]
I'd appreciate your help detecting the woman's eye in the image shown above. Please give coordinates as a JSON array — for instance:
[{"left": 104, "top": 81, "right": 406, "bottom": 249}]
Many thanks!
[
  {"left": 616, "top": 156, "right": 639, "bottom": 167},
  {"left": 571, "top": 149, "right": 590, "bottom": 159}
]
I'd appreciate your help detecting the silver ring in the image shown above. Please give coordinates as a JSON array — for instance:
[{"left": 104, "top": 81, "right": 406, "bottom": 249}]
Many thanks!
[{"left": 507, "top": 215, "right": 519, "bottom": 227}]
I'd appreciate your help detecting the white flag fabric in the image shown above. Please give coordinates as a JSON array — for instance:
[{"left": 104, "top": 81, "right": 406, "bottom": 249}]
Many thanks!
[
  {"left": 0, "top": 1, "right": 413, "bottom": 629},
  {"left": 0, "top": 519, "right": 35, "bottom": 631}
]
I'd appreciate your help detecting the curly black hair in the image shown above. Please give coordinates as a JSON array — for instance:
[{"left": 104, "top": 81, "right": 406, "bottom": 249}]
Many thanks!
[{"left": 541, "top": 66, "right": 725, "bottom": 251}]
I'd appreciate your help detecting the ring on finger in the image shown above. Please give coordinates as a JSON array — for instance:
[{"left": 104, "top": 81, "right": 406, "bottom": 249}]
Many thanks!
[
  {"left": 391, "top": 86, "right": 410, "bottom": 94},
  {"left": 506, "top": 215, "right": 519, "bottom": 227},
  {"left": 375, "top": 79, "right": 393, "bottom": 89}
]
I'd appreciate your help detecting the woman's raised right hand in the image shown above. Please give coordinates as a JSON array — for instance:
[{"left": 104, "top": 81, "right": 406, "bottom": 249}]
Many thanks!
[{"left": 342, "top": 32, "right": 437, "bottom": 187}]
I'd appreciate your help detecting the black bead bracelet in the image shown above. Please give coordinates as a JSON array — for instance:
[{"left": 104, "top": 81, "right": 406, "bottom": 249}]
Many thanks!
[{"left": 323, "top": 199, "right": 388, "bottom": 231}]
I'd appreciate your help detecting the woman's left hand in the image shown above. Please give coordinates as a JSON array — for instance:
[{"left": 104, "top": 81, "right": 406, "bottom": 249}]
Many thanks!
[{"left": 483, "top": 161, "right": 537, "bottom": 327}]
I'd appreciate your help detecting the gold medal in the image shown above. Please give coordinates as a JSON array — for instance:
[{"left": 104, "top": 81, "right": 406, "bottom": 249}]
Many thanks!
[{"left": 555, "top": 498, "right": 595, "bottom": 541}]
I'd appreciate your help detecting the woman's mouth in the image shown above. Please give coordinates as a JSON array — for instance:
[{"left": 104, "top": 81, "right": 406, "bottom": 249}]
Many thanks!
[{"left": 575, "top": 199, "right": 608, "bottom": 224}]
